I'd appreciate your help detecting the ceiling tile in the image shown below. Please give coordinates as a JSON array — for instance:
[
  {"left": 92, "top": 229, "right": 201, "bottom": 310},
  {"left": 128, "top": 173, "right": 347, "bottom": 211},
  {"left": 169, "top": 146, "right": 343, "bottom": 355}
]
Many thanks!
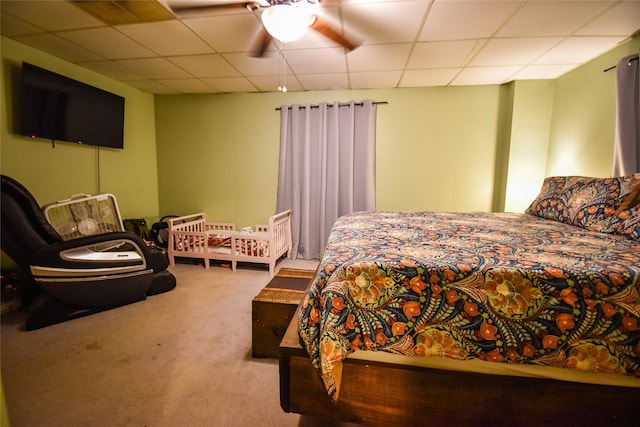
[
  {"left": 205, "top": 76, "right": 261, "bottom": 93},
  {"left": 157, "top": 0, "right": 270, "bottom": 19},
  {"left": 408, "top": 40, "right": 480, "bottom": 68},
  {"left": 534, "top": 36, "right": 628, "bottom": 64},
  {"left": 451, "top": 66, "right": 523, "bottom": 86},
  {"left": 157, "top": 78, "right": 218, "bottom": 93},
  {"left": 348, "top": 44, "right": 412, "bottom": 71},
  {"left": 575, "top": 1, "right": 640, "bottom": 36},
  {"left": 13, "top": 33, "right": 104, "bottom": 62},
  {"left": 1, "top": 12, "right": 43, "bottom": 37},
  {"left": 167, "top": 54, "right": 241, "bottom": 78},
  {"left": 470, "top": 37, "right": 563, "bottom": 66},
  {"left": 281, "top": 26, "right": 348, "bottom": 50},
  {"left": 116, "top": 57, "right": 193, "bottom": 79},
  {"left": 497, "top": 1, "right": 612, "bottom": 37},
  {"left": 248, "top": 75, "right": 301, "bottom": 92},
  {"left": 182, "top": 12, "right": 263, "bottom": 53},
  {"left": 223, "top": 52, "right": 289, "bottom": 76},
  {"left": 116, "top": 20, "right": 214, "bottom": 56},
  {"left": 343, "top": 0, "right": 430, "bottom": 45},
  {"left": 420, "top": 0, "right": 521, "bottom": 40},
  {"left": 311, "top": 4, "right": 351, "bottom": 46},
  {"left": 511, "top": 64, "right": 577, "bottom": 80},
  {"left": 283, "top": 47, "right": 348, "bottom": 74},
  {"left": 307, "top": 3, "right": 380, "bottom": 50},
  {"left": 79, "top": 60, "right": 147, "bottom": 81},
  {"left": 2, "top": 0, "right": 638, "bottom": 94},
  {"left": 400, "top": 68, "right": 461, "bottom": 87},
  {"left": 350, "top": 71, "right": 402, "bottom": 89},
  {"left": 0, "top": 0, "right": 104, "bottom": 31},
  {"left": 58, "top": 27, "right": 157, "bottom": 59},
  {"left": 298, "top": 73, "right": 350, "bottom": 91},
  {"left": 71, "top": 0, "right": 174, "bottom": 26},
  {"left": 125, "top": 79, "right": 179, "bottom": 94}
]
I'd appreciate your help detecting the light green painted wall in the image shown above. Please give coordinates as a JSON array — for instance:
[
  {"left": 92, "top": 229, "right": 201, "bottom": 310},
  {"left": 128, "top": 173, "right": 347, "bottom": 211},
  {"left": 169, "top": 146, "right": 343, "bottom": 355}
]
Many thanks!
[
  {"left": 3, "top": 34, "right": 639, "bottom": 245},
  {"left": 547, "top": 36, "right": 640, "bottom": 177},
  {"left": 1, "top": 37, "right": 160, "bottom": 222},
  {"left": 375, "top": 86, "right": 503, "bottom": 213},
  {"left": 491, "top": 82, "right": 515, "bottom": 212},
  {"left": 156, "top": 28, "right": 639, "bottom": 226},
  {"left": 155, "top": 93, "right": 280, "bottom": 226},
  {"left": 155, "top": 33, "right": 639, "bottom": 227},
  {"left": 504, "top": 80, "right": 555, "bottom": 213},
  {"left": 155, "top": 85, "right": 506, "bottom": 227}
]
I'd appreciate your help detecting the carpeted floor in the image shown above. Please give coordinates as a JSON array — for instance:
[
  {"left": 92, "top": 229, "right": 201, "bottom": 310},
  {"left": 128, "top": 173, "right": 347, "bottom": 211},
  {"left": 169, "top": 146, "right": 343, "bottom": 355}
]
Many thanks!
[{"left": 0, "top": 259, "right": 362, "bottom": 427}]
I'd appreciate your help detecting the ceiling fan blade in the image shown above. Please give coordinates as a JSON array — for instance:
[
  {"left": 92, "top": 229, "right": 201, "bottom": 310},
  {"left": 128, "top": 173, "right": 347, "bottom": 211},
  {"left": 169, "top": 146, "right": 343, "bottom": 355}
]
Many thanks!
[
  {"left": 168, "top": 2, "right": 261, "bottom": 16},
  {"left": 310, "top": 17, "right": 358, "bottom": 52},
  {"left": 251, "top": 28, "right": 273, "bottom": 58}
]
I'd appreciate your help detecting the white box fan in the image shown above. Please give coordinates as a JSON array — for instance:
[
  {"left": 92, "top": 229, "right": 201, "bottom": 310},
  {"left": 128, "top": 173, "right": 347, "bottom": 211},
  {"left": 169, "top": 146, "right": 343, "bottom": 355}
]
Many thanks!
[{"left": 43, "top": 194, "right": 124, "bottom": 240}]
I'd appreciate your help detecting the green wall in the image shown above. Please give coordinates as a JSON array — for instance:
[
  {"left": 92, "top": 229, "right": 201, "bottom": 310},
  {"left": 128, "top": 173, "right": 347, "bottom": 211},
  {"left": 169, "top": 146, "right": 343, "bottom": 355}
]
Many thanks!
[
  {"left": 155, "top": 85, "right": 506, "bottom": 227},
  {"left": 2, "top": 34, "right": 639, "bottom": 250},
  {"left": 1, "top": 37, "right": 160, "bottom": 222},
  {"left": 547, "top": 36, "right": 640, "bottom": 177},
  {"left": 153, "top": 34, "right": 638, "bottom": 225},
  {"left": 503, "top": 80, "right": 555, "bottom": 212}
]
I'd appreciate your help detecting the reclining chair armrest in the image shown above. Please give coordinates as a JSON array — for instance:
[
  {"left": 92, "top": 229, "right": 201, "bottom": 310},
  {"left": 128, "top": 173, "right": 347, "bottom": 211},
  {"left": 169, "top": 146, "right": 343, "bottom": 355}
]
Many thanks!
[{"left": 31, "top": 232, "right": 150, "bottom": 271}]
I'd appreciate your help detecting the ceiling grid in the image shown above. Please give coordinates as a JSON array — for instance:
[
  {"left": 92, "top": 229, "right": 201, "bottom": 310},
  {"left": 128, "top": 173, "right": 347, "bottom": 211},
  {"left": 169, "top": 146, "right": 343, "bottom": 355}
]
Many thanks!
[{"left": 1, "top": 0, "right": 638, "bottom": 94}]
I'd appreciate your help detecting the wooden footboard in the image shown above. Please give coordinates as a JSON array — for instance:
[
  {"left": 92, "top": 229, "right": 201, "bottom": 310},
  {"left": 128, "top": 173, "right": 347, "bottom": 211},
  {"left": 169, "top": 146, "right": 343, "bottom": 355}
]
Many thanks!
[
  {"left": 232, "top": 209, "right": 292, "bottom": 275},
  {"left": 280, "top": 313, "right": 639, "bottom": 427},
  {"left": 168, "top": 211, "right": 292, "bottom": 274},
  {"left": 167, "top": 213, "right": 236, "bottom": 269}
]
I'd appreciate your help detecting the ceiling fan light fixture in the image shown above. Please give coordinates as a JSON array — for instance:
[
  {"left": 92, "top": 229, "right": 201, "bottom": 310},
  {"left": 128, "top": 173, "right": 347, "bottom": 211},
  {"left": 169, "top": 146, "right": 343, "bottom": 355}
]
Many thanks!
[{"left": 261, "top": 2, "right": 318, "bottom": 43}]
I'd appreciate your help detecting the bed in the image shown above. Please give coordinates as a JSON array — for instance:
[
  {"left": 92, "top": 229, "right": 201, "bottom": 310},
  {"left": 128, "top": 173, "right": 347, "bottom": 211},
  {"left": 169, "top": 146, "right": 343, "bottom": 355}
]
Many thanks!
[
  {"left": 167, "top": 209, "right": 292, "bottom": 275},
  {"left": 280, "top": 174, "right": 640, "bottom": 426}
]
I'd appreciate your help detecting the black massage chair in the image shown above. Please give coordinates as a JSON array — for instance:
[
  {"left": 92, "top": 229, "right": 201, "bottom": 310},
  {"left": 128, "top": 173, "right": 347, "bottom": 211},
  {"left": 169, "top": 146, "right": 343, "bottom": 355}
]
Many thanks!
[{"left": 1, "top": 174, "right": 176, "bottom": 330}]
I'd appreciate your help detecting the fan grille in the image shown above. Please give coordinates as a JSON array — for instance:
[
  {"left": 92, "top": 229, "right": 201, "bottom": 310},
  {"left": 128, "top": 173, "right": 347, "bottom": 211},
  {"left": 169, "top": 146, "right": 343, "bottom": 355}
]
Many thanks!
[{"left": 43, "top": 194, "right": 124, "bottom": 240}]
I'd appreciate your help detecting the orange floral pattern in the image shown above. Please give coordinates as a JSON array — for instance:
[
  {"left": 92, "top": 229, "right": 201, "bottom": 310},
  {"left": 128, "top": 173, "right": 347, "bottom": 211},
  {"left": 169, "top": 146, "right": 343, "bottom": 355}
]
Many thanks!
[
  {"left": 414, "top": 327, "right": 470, "bottom": 359},
  {"left": 343, "top": 265, "right": 396, "bottom": 309},
  {"left": 298, "top": 211, "right": 640, "bottom": 401},
  {"left": 525, "top": 174, "right": 640, "bottom": 233},
  {"left": 565, "top": 342, "right": 627, "bottom": 374},
  {"left": 481, "top": 269, "right": 544, "bottom": 319}
]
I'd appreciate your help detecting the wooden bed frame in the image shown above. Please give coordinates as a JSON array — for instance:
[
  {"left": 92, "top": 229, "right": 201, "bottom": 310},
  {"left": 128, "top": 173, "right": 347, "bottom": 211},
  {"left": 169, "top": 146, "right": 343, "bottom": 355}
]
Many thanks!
[{"left": 279, "top": 304, "right": 638, "bottom": 427}]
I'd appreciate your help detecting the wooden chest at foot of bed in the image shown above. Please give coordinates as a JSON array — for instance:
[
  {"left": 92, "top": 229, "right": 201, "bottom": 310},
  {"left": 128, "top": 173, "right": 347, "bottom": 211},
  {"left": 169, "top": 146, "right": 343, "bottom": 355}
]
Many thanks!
[{"left": 251, "top": 274, "right": 310, "bottom": 358}]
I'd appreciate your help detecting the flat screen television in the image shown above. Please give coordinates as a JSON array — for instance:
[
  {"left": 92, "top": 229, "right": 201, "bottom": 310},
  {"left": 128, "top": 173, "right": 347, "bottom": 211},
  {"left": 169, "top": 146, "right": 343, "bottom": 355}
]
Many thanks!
[{"left": 19, "top": 62, "right": 125, "bottom": 149}]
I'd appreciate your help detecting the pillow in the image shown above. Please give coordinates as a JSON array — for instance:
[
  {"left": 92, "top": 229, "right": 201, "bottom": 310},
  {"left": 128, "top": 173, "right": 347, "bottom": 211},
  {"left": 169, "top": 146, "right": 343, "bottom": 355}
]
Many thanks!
[
  {"left": 610, "top": 205, "right": 640, "bottom": 241},
  {"left": 525, "top": 173, "right": 640, "bottom": 233}
]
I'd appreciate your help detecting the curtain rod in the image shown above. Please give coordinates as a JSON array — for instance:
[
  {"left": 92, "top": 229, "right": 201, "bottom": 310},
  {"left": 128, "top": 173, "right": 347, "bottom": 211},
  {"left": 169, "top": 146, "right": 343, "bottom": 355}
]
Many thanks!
[
  {"left": 275, "top": 101, "right": 388, "bottom": 111},
  {"left": 603, "top": 55, "right": 639, "bottom": 72}
]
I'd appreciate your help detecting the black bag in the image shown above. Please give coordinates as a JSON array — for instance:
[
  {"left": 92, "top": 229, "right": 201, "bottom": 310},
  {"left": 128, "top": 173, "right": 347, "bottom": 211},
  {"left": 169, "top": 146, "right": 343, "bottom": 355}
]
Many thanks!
[
  {"left": 150, "top": 215, "right": 178, "bottom": 248},
  {"left": 123, "top": 218, "right": 151, "bottom": 240}
]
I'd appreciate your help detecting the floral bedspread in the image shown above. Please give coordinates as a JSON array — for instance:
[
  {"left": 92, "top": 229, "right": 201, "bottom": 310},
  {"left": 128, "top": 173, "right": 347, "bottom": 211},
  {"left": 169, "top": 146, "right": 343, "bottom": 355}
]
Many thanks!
[{"left": 298, "top": 211, "right": 640, "bottom": 400}]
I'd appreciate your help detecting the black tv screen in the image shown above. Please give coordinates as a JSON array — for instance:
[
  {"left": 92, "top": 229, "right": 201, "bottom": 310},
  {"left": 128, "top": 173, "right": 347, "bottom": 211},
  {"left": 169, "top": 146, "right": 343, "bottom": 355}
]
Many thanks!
[{"left": 19, "top": 62, "right": 125, "bottom": 149}]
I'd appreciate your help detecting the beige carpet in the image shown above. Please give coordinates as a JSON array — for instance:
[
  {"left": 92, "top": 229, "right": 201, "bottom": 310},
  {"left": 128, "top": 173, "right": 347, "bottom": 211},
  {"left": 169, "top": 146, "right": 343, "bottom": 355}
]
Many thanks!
[{"left": 1, "top": 259, "right": 361, "bottom": 427}]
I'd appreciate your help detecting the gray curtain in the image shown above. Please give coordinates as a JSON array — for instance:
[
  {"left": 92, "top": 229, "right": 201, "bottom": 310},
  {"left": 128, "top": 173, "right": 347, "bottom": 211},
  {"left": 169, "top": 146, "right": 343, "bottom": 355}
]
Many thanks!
[
  {"left": 276, "top": 100, "right": 377, "bottom": 259},
  {"left": 613, "top": 51, "right": 640, "bottom": 176}
]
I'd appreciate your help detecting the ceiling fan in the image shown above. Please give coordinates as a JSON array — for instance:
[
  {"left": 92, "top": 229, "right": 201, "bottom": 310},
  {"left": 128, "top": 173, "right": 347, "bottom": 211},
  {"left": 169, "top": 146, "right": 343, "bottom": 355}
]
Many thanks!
[{"left": 167, "top": 0, "right": 358, "bottom": 57}]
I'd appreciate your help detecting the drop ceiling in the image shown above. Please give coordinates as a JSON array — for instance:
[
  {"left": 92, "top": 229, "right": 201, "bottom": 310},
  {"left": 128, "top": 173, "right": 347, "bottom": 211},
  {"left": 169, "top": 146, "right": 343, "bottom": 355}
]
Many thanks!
[{"left": 1, "top": 0, "right": 639, "bottom": 94}]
